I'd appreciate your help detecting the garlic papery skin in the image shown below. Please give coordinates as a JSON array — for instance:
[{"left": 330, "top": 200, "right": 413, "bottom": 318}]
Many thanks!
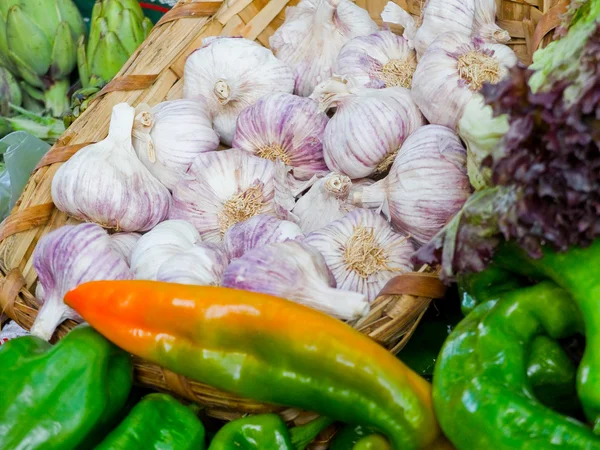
[
  {"left": 169, "top": 149, "right": 289, "bottom": 243},
  {"left": 156, "top": 243, "right": 229, "bottom": 286},
  {"left": 334, "top": 30, "right": 417, "bottom": 89},
  {"left": 411, "top": 33, "right": 518, "bottom": 130},
  {"left": 222, "top": 240, "right": 369, "bottom": 320},
  {"left": 355, "top": 125, "right": 471, "bottom": 244},
  {"left": 315, "top": 78, "right": 424, "bottom": 178},
  {"left": 183, "top": 37, "right": 294, "bottom": 146},
  {"left": 51, "top": 103, "right": 172, "bottom": 232},
  {"left": 473, "top": 0, "right": 510, "bottom": 44},
  {"left": 130, "top": 219, "right": 201, "bottom": 280},
  {"left": 292, "top": 172, "right": 355, "bottom": 233},
  {"left": 223, "top": 214, "right": 304, "bottom": 260},
  {"left": 381, "top": 0, "right": 475, "bottom": 58},
  {"left": 31, "top": 223, "right": 134, "bottom": 341},
  {"left": 232, "top": 93, "right": 329, "bottom": 182},
  {"left": 305, "top": 209, "right": 414, "bottom": 302},
  {"left": 109, "top": 232, "right": 141, "bottom": 266},
  {"left": 132, "top": 99, "right": 220, "bottom": 190},
  {"left": 269, "top": 0, "right": 378, "bottom": 97}
]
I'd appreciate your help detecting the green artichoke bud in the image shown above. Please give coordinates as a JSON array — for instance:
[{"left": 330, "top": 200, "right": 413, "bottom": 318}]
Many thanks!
[
  {"left": 0, "top": 0, "right": 85, "bottom": 118},
  {"left": 2, "top": 104, "right": 65, "bottom": 144},
  {"left": 78, "top": 0, "right": 153, "bottom": 90},
  {"left": 0, "top": 66, "right": 22, "bottom": 116}
]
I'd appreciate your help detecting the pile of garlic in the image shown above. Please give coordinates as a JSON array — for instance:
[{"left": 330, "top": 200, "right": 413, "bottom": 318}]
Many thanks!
[{"left": 41, "top": 2, "right": 516, "bottom": 339}]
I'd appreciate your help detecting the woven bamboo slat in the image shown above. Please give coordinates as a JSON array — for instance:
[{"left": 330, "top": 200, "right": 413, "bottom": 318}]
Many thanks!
[{"left": 0, "top": 0, "right": 564, "bottom": 445}]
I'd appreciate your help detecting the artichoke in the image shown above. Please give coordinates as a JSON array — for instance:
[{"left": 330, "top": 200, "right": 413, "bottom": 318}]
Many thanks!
[
  {"left": 0, "top": 66, "right": 22, "bottom": 116},
  {"left": 0, "top": 0, "right": 85, "bottom": 118},
  {"left": 78, "top": 0, "right": 153, "bottom": 90}
]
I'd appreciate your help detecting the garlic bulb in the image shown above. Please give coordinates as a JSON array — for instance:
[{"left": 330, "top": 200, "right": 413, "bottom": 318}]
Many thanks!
[
  {"left": 411, "top": 33, "right": 517, "bottom": 130},
  {"left": 473, "top": 0, "right": 510, "bottom": 44},
  {"left": 354, "top": 125, "right": 471, "bottom": 244},
  {"left": 269, "top": 0, "right": 378, "bottom": 97},
  {"left": 305, "top": 209, "right": 413, "bottom": 302},
  {"left": 156, "top": 243, "right": 229, "bottom": 286},
  {"left": 334, "top": 30, "right": 417, "bottom": 89},
  {"left": 130, "top": 220, "right": 201, "bottom": 280},
  {"left": 183, "top": 37, "right": 294, "bottom": 146},
  {"left": 232, "top": 93, "right": 329, "bottom": 182},
  {"left": 222, "top": 240, "right": 369, "bottom": 320},
  {"left": 132, "top": 99, "right": 220, "bottom": 190},
  {"left": 51, "top": 103, "right": 171, "bottom": 232},
  {"left": 381, "top": 0, "right": 475, "bottom": 58},
  {"left": 31, "top": 223, "right": 134, "bottom": 341},
  {"left": 170, "top": 149, "right": 291, "bottom": 243},
  {"left": 314, "top": 78, "right": 424, "bottom": 178},
  {"left": 223, "top": 214, "right": 304, "bottom": 260},
  {"left": 292, "top": 171, "right": 354, "bottom": 233},
  {"left": 109, "top": 232, "right": 141, "bottom": 266}
]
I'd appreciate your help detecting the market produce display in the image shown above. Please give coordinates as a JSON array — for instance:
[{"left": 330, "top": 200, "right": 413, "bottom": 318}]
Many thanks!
[{"left": 0, "top": 0, "right": 597, "bottom": 449}]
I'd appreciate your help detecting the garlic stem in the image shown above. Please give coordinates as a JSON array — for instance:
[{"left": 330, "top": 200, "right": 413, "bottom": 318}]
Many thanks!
[
  {"left": 300, "top": 282, "right": 369, "bottom": 320},
  {"left": 30, "top": 298, "right": 72, "bottom": 341},
  {"left": 214, "top": 79, "right": 231, "bottom": 104},
  {"left": 353, "top": 179, "right": 386, "bottom": 209},
  {"left": 107, "top": 103, "right": 136, "bottom": 148}
]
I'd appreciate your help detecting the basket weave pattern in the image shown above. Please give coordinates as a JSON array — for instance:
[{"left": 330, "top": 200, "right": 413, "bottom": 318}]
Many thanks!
[{"left": 0, "top": 0, "right": 564, "bottom": 434}]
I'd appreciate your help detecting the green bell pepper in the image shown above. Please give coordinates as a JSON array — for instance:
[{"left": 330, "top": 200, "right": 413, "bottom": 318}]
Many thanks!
[
  {"left": 0, "top": 324, "right": 133, "bottom": 450},
  {"left": 433, "top": 282, "right": 599, "bottom": 449},
  {"left": 95, "top": 393, "right": 206, "bottom": 450},
  {"left": 330, "top": 425, "right": 391, "bottom": 450},
  {"left": 207, "top": 414, "right": 293, "bottom": 450}
]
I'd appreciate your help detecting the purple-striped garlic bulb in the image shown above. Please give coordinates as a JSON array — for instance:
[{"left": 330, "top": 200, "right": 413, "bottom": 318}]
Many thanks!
[
  {"left": 223, "top": 214, "right": 304, "bottom": 260},
  {"left": 109, "top": 232, "right": 141, "bottom": 266},
  {"left": 169, "top": 149, "right": 293, "bottom": 243},
  {"left": 305, "top": 209, "right": 413, "bottom": 302},
  {"left": 31, "top": 223, "right": 134, "bottom": 341},
  {"left": 313, "top": 77, "right": 424, "bottom": 179},
  {"left": 334, "top": 30, "right": 417, "bottom": 89},
  {"left": 222, "top": 240, "right": 369, "bottom": 320},
  {"left": 156, "top": 243, "right": 229, "bottom": 286},
  {"left": 233, "top": 93, "right": 329, "bottom": 182},
  {"left": 354, "top": 125, "right": 471, "bottom": 244}
]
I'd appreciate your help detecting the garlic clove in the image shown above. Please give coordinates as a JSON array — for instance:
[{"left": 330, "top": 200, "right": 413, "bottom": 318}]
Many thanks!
[
  {"left": 183, "top": 37, "right": 294, "bottom": 146},
  {"left": 317, "top": 79, "right": 425, "bottom": 179},
  {"left": 222, "top": 240, "right": 369, "bottom": 320},
  {"left": 170, "top": 149, "right": 293, "bottom": 243},
  {"left": 156, "top": 243, "right": 229, "bottom": 286},
  {"left": 109, "top": 232, "right": 142, "bottom": 267},
  {"left": 223, "top": 214, "right": 304, "bottom": 260},
  {"left": 334, "top": 30, "right": 418, "bottom": 90},
  {"left": 130, "top": 219, "right": 201, "bottom": 280},
  {"left": 411, "top": 32, "right": 518, "bottom": 130},
  {"left": 305, "top": 209, "right": 414, "bottom": 302},
  {"left": 355, "top": 125, "right": 471, "bottom": 244},
  {"left": 232, "top": 93, "right": 329, "bottom": 181},
  {"left": 270, "top": 0, "right": 378, "bottom": 97},
  {"left": 132, "top": 98, "right": 220, "bottom": 190},
  {"left": 31, "top": 223, "right": 134, "bottom": 341},
  {"left": 51, "top": 103, "right": 172, "bottom": 232},
  {"left": 292, "top": 171, "right": 355, "bottom": 233}
]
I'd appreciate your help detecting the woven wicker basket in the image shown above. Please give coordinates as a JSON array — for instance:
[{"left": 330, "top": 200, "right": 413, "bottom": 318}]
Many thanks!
[{"left": 0, "top": 0, "right": 565, "bottom": 446}]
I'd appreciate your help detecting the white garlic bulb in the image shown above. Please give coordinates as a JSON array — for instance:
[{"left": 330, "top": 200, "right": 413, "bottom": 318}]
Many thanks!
[
  {"left": 313, "top": 78, "right": 424, "bottom": 178},
  {"left": 305, "top": 209, "right": 413, "bottom": 302},
  {"left": 334, "top": 30, "right": 417, "bottom": 89},
  {"left": 354, "top": 125, "right": 471, "bottom": 244},
  {"left": 269, "top": 0, "right": 378, "bottom": 97},
  {"left": 183, "top": 37, "right": 294, "bottom": 146},
  {"left": 32, "top": 223, "right": 134, "bottom": 341},
  {"left": 411, "top": 33, "right": 517, "bottom": 130},
  {"left": 109, "top": 232, "right": 141, "bottom": 266},
  {"left": 222, "top": 240, "right": 369, "bottom": 320},
  {"left": 223, "top": 214, "right": 304, "bottom": 260},
  {"left": 156, "top": 243, "right": 229, "bottom": 286},
  {"left": 473, "top": 0, "right": 510, "bottom": 44},
  {"left": 132, "top": 99, "right": 220, "bottom": 190},
  {"left": 169, "top": 149, "right": 291, "bottom": 243},
  {"left": 51, "top": 103, "right": 171, "bottom": 232},
  {"left": 130, "top": 219, "right": 201, "bottom": 280},
  {"left": 381, "top": 0, "right": 475, "bottom": 58},
  {"left": 232, "top": 93, "right": 329, "bottom": 182},
  {"left": 292, "top": 172, "right": 354, "bottom": 233}
]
